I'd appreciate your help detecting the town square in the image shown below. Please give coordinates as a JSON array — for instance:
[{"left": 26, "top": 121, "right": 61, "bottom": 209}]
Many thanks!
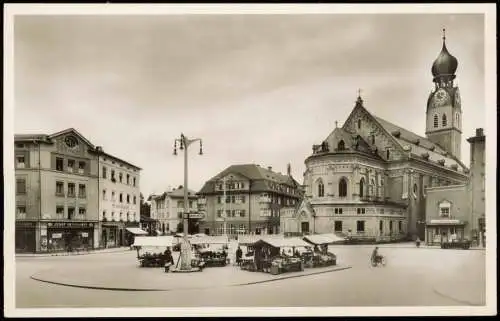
[{"left": 4, "top": 4, "right": 496, "bottom": 317}]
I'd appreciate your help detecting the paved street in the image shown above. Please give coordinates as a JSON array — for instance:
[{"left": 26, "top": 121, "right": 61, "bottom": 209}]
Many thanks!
[{"left": 15, "top": 243, "right": 486, "bottom": 308}]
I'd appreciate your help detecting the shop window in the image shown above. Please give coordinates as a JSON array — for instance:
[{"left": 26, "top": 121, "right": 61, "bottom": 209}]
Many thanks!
[
  {"left": 67, "top": 183, "right": 75, "bottom": 197},
  {"left": 356, "top": 221, "right": 365, "bottom": 232},
  {"left": 16, "top": 179, "right": 26, "bottom": 194},
  {"left": 339, "top": 178, "right": 348, "bottom": 197},
  {"left": 56, "top": 181, "right": 64, "bottom": 196},
  {"left": 56, "top": 157, "right": 64, "bottom": 171},
  {"left": 102, "top": 166, "right": 107, "bottom": 179},
  {"left": 78, "top": 184, "right": 86, "bottom": 198},
  {"left": 16, "top": 155, "right": 26, "bottom": 168},
  {"left": 68, "top": 207, "right": 75, "bottom": 219},
  {"left": 334, "top": 221, "right": 342, "bottom": 232}
]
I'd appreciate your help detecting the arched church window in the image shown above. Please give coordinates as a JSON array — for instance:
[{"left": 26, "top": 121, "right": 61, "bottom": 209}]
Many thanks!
[
  {"left": 339, "top": 178, "right": 348, "bottom": 197},
  {"left": 442, "top": 114, "right": 447, "bottom": 127},
  {"left": 337, "top": 140, "right": 345, "bottom": 151},
  {"left": 317, "top": 180, "right": 325, "bottom": 197},
  {"left": 358, "top": 119, "right": 362, "bottom": 129},
  {"left": 433, "top": 114, "right": 439, "bottom": 128},
  {"left": 359, "top": 178, "right": 365, "bottom": 198}
]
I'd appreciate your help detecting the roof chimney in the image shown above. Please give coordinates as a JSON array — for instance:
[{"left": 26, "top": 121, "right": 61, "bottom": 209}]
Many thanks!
[
  {"left": 476, "top": 128, "right": 484, "bottom": 137},
  {"left": 287, "top": 163, "right": 291, "bottom": 176},
  {"left": 267, "top": 166, "right": 272, "bottom": 171}
]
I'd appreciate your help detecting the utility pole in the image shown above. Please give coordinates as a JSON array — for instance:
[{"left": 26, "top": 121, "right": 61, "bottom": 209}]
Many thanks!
[{"left": 173, "top": 133, "right": 203, "bottom": 271}]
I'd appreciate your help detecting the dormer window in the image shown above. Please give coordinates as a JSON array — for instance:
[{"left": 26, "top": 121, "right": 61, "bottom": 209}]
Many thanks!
[{"left": 337, "top": 140, "right": 345, "bottom": 151}]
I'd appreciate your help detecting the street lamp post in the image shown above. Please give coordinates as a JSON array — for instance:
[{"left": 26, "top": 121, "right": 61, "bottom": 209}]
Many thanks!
[{"left": 173, "top": 133, "right": 203, "bottom": 271}]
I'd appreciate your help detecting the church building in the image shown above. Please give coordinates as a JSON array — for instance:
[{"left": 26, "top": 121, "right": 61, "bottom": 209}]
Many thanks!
[{"left": 281, "top": 30, "right": 473, "bottom": 242}]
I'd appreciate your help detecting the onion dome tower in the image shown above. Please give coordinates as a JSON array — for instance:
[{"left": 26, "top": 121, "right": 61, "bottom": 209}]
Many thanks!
[{"left": 425, "top": 29, "right": 462, "bottom": 160}]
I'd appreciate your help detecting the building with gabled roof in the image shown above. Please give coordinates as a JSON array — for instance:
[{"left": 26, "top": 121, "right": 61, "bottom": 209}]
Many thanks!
[
  {"left": 292, "top": 31, "right": 474, "bottom": 242},
  {"left": 14, "top": 128, "right": 141, "bottom": 253},
  {"left": 197, "top": 163, "right": 302, "bottom": 236}
]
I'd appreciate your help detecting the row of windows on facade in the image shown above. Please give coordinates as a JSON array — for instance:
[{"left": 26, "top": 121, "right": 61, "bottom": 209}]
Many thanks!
[
  {"left": 334, "top": 220, "right": 403, "bottom": 233},
  {"left": 216, "top": 181, "right": 297, "bottom": 195},
  {"left": 214, "top": 224, "right": 248, "bottom": 234},
  {"left": 54, "top": 157, "right": 86, "bottom": 173},
  {"left": 102, "top": 210, "right": 137, "bottom": 221},
  {"left": 155, "top": 200, "right": 195, "bottom": 209},
  {"left": 102, "top": 189, "right": 138, "bottom": 204},
  {"left": 433, "top": 113, "right": 459, "bottom": 128},
  {"left": 102, "top": 166, "right": 137, "bottom": 186},
  {"left": 332, "top": 208, "right": 400, "bottom": 214},
  {"left": 16, "top": 205, "right": 87, "bottom": 219},
  {"left": 55, "top": 181, "right": 87, "bottom": 198},
  {"left": 217, "top": 209, "right": 247, "bottom": 217}
]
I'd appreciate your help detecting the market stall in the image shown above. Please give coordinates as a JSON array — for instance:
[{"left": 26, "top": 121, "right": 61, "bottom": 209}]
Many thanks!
[
  {"left": 190, "top": 235, "right": 229, "bottom": 267},
  {"left": 302, "top": 234, "right": 339, "bottom": 267},
  {"left": 132, "top": 236, "right": 175, "bottom": 267},
  {"left": 241, "top": 237, "right": 310, "bottom": 275}
]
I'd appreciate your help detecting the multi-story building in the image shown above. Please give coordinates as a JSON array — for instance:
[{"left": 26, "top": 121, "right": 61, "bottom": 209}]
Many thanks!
[
  {"left": 281, "top": 31, "right": 470, "bottom": 242},
  {"left": 14, "top": 128, "right": 141, "bottom": 253},
  {"left": 150, "top": 186, "right": 199, "bottom": 234},
  {"left": 424, "top": 128, "right": 486, "bottom": 246},
  {"left": 98, "top": 149, "right": 141, "bottom": 248},
  {"left": 198, "top": 164, "right": 302, "bottom": 236}
]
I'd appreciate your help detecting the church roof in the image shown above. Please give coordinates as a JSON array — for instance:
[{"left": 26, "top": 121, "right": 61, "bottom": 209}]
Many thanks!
[{"left": 372, "top": 115, "right": 468, "bottom": 173}]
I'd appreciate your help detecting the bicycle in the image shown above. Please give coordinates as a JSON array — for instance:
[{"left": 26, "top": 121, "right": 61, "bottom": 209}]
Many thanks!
[{"left": 370, "top": 255, "right": 387, "bottom": 267}]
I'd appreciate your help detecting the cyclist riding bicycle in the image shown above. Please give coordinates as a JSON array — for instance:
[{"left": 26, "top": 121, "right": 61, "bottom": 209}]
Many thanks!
[{"left": 371, "top": 246, "right": 383, "bottom": 264}]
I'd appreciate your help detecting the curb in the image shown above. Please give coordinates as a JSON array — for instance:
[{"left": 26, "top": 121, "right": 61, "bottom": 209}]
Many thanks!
[
  {"left": 16, "top": 248, "right": 131, "bottom": 258},
  {"left": 30, "top": 265, "right": 351, "bottom": 292},
  {"left": 432, "top": 288, "right": 484, "bottom": 306}
]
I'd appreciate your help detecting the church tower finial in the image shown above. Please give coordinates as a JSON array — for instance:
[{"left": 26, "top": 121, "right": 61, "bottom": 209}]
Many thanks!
[
  {"left": 442, "top": 28, "right": 446, "bottom": 42},
  {"left": 355, "top": 88, "right": 363, "bottom": 106}
]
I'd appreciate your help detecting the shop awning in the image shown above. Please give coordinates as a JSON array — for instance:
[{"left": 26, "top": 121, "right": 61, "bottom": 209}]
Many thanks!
[
  {"left": 190, "top": 235, "right": 229, "bottom": 245},
  {"left": 253, "top": 237, "right": 310, "bottom": 248},
  {"left": 426, "top": 219, "right": 466, "bottom": 226},
  {"left": 133, "top": 236, "right": 175, "bottom": 247},
  {"left": 303, "top": 233, "right": 345, "bottom": 245},
  {"left": 126, "top": 227, "right": 148, "bottom": 235}
]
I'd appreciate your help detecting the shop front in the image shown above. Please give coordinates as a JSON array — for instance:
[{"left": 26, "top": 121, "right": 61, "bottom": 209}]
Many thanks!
[
  {"left": 45, "top": 221, "right": 96, "bottom": 252},
  {"left": 425, "top": 219, "right": 467, "bottom": 246},
  {"left": 101, "top": 222, "right": 124, "bottom": 248},
  {"left": 15, "top": 221, "right": 37, "bottom": 253}
]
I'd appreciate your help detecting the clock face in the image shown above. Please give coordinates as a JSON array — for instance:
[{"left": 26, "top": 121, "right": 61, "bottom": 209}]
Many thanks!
[
  {"left": 433, "top": 89, "right": 449, "bottom": 107},
  {"left": 64, "top": 136, "right": 78, "bottom": 148}
]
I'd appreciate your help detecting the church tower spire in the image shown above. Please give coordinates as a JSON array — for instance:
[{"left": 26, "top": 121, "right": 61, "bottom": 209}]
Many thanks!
[{"left": 425, "top": 28, "right": 462, "bottom": 160}]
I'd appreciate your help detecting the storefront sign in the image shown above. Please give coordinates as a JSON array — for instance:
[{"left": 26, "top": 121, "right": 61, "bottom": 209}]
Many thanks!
[
  {"left": 52, "top": 233, "right": 62, "bottom": 239},
  {"left": 49, "top": 222, "right": 95, "bottom": 228},
  {"left": 16, "top": 221, "right": 36, "bottom": 228}
]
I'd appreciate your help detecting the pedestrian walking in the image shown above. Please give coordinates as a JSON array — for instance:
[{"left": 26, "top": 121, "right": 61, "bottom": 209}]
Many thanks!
[{"left": 236, "top": 246, "right": 243, "bottom": 266}]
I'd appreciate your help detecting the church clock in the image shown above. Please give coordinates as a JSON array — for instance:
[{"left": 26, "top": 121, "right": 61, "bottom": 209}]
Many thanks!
[{"left": 433, "top": 89, "right": 449, "bottom": 107}]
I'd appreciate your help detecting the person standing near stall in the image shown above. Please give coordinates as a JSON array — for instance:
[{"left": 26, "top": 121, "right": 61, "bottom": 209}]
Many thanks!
[{"left": 236, "top": 246, "right": 243, "bottom": 266}]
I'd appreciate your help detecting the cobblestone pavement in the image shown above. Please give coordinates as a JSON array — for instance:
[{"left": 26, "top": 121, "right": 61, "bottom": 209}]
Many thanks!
[{"left": 14, "top": 244, "right": 487, "bottom": 308}]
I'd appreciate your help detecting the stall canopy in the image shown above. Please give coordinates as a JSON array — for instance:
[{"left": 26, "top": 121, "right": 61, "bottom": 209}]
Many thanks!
[
  {"left": 253, "top": 237, "right": 310, "bottom": 249},
  {"left": 303, "top": 233, "right": 345, "bottom": 245},
  {"left": 133, "top": 236, "right": 175, "bottom": 247},
  {"left": 126, "top": 227, "right": 148, "bottom": 235},
  {"left": 238, "top": 234, "right": 282, "bottom": 245},
  {"left": 190, "top": 235, "right": 229, "bottom": 245}
]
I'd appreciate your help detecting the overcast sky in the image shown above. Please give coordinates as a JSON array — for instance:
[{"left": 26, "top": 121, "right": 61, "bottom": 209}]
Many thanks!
[{"left": 14, "top": 13, "right": 485, "bottom": 198}]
